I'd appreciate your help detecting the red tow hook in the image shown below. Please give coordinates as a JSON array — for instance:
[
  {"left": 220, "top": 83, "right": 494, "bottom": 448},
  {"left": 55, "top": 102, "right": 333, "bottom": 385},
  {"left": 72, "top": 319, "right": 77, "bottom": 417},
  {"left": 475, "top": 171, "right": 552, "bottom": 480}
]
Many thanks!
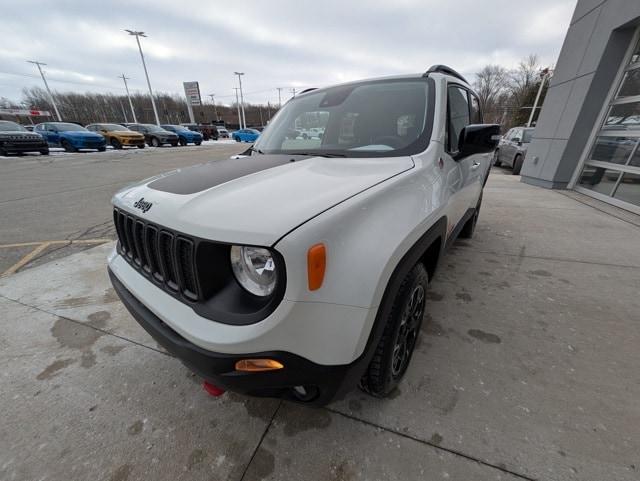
[{"left": 202, "top": 381, "right": 226, "bottom": 397}]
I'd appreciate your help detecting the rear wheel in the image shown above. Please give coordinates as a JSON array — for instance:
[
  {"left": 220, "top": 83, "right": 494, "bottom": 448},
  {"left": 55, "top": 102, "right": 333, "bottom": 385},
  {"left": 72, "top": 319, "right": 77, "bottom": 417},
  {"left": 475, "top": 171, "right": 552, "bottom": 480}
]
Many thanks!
[
  {"left": 137, "top": 144, "right": 145, "bottom": 149},
  {"left": 195, "top": 141, "right": 202, "bottom": 146},
  {"left": 97, "top": 146, "right": 106, "bottom": 152},
  {"left": 110, "top": 138, "right": 122, "bottom": 149},
  {"left": 360, "top": 263, "right": 428, "bottom": 397},
  {"left": 492, "top": 149, "right": 501, "bottom": 166},
  {"left": 61, "top": 140, "right": 76, "bottom": 152},
  {"left": 40, "top": 149, "right": 49, "bottom": 156},
  {"left": 512, "top": 155, "right": 523, "bottom": 175}
]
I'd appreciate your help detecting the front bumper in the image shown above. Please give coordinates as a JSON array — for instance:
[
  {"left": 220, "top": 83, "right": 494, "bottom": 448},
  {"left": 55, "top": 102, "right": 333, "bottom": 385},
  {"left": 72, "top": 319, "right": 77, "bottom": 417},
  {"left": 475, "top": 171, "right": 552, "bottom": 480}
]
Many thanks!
[
  {"left": 1, "top": 141, "right": 48, "bottom": 153},
  {"left": 109, "top": 268, "right": 361, "bottom": 405},
  {"left": 121, "top": 137, "right": 145, "bottom": 146}
]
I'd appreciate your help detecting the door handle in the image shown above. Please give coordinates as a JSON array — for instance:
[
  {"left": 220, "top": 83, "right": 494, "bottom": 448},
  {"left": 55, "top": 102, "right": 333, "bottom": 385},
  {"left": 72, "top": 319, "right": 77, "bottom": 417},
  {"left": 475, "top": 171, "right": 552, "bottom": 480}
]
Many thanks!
[{"left": 471, "top": 161, "right": 481, "bottom": 170}]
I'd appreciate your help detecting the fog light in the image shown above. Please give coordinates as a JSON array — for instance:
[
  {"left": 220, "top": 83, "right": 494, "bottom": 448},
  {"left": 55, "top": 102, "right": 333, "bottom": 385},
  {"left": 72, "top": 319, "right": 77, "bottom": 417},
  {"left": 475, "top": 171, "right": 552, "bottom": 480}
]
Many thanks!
[{"left": 235, "top": 359, "right": 284, "bottom": 372}]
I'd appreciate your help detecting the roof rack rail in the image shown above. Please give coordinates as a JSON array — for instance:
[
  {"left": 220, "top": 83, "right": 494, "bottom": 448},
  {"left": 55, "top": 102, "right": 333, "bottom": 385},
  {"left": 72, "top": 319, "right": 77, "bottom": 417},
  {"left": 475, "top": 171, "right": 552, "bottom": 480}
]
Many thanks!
[
  {"left": 299, "top": 88, "right": 318, "bottom": 94},
  {"left": 422, "top": 65, "right": 467, "bottom": 83}
]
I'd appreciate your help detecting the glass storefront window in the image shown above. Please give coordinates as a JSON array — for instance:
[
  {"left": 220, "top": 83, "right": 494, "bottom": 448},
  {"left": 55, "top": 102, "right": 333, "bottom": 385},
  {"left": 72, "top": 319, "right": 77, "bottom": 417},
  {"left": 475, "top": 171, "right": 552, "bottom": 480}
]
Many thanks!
[
  {"left": 617, "top": 69, "right": 640, "bottom": 98},
  {"left": 590, "top": 136, "right": 637, "bottom": 164},
  {"left": 577, "top": 166, "right": 621, "bottom": 196},
  {"left": 604, "top": 102, "right": 640, "bottom": 130},
  {"left": 613, "top": 173, "right": 640, "bottom": 207}
]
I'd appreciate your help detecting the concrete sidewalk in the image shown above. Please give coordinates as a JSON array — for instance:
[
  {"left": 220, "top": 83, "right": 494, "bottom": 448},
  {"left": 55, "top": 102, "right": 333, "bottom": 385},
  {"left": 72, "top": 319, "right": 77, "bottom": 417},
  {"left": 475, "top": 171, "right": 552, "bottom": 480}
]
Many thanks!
[{"left": 1, "top": 169, "right": 639, "bottom": 481}]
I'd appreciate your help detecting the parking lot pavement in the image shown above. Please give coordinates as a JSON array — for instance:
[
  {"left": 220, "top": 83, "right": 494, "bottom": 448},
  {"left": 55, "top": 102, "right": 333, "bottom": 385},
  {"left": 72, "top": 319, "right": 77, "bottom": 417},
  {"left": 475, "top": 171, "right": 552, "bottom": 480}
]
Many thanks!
[
  {"left": 1, "top": 169, "right": 639, "bottom": 480},
  {"left": 0, "top": 142, "right": 247, "bottom": 276}
]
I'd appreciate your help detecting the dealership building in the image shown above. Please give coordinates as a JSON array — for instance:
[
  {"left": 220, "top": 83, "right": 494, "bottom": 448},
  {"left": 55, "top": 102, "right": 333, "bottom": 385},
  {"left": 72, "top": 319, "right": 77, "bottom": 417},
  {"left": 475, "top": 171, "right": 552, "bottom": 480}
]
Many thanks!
[{"left": 522, "top": 0, "right": 640, "bottom": 214}]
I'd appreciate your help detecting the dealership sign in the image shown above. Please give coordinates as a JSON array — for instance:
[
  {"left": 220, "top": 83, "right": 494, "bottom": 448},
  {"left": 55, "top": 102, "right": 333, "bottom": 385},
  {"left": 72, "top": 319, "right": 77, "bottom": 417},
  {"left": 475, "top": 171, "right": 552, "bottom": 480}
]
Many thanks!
[
  {"left": 183, "top": 81, "right": 202, "bottom": 106},
  {"left": 0, "top": 108, "right": 52, "bottom": 117}
]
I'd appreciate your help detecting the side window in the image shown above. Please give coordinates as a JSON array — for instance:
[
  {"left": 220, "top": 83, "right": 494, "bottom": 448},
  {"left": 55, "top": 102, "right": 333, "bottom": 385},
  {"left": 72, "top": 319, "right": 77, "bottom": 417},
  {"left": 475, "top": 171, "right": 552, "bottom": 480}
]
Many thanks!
[
  {"left": 447, "top": 85, "right": 470, "bottom": 152},
  {"left": 469, "top": 93, "right": 482, "bottom": 124},
  {"left": 512, "top": 129, "right": 522, "bottom": 142}
]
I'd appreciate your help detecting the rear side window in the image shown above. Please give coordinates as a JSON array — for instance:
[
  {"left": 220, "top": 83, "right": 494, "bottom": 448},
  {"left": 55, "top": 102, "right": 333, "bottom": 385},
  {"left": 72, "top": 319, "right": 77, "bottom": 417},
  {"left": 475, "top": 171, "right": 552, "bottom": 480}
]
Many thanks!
[
  {"left": 470, "top": 93, "right": 482, "bottom": 124},
  {"left": 447, "top": 86, "right": 470, "bottom": 152}
]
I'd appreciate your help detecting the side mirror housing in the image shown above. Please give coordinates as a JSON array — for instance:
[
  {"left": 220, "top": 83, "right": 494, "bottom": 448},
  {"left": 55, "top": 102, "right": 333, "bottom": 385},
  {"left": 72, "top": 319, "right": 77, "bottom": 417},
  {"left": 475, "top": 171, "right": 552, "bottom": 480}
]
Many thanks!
[{"left": 456, "top": 124, "right": 501, "bottom": 160}]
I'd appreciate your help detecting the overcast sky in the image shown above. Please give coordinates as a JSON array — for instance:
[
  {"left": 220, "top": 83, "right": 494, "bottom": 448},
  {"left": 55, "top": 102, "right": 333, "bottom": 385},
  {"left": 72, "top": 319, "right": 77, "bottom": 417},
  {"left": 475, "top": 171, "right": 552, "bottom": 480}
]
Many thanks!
[{"left": 1, "top": 0, "right": 576, "bottom": 107}]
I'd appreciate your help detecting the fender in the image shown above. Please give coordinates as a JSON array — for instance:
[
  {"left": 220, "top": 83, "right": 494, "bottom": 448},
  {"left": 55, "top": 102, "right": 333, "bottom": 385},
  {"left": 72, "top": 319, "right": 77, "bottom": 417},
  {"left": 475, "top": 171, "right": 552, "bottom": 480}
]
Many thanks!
[{"left": 334, "top": 216, "right": 447, "bottom": 398}]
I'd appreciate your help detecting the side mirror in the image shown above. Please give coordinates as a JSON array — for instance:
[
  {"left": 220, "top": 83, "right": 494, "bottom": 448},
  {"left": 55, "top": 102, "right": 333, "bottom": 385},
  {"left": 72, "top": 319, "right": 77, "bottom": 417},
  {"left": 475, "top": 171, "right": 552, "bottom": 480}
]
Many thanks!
[{"left": 456, "top": 124, "right": 501, "bottom": 159}]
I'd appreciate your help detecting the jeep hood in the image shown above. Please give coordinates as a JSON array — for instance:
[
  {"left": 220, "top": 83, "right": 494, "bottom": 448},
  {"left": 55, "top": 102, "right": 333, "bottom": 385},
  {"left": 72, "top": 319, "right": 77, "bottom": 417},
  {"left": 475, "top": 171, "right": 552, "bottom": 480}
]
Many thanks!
[{"left": 112, "top": 154, "right": 413, "bottom": 246}]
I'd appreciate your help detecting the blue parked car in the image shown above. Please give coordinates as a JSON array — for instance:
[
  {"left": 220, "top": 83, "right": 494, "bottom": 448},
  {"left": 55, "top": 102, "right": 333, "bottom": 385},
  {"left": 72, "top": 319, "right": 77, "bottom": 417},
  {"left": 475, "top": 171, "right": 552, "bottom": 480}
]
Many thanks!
[
  {"left": 232, "top": 128, "right": 260, "bottom": 143},
  {"left": 34, "top": 122, "right": 106, "bottom": 152},
  {"left": 161, "top": 124, "right": 203, "bottom": 146}
]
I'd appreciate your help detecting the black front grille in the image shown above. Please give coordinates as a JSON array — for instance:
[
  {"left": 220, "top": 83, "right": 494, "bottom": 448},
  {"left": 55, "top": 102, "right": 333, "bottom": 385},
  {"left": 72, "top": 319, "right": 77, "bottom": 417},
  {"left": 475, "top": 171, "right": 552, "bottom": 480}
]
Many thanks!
[{"left": 113, "top": 208, "right": 200, "bottom": 302}]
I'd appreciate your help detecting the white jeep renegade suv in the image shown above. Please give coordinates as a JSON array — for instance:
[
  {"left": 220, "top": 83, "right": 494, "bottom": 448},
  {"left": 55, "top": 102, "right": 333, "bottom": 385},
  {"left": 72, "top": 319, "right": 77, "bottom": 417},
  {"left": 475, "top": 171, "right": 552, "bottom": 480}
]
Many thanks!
[{"left": 108, "top": 65, "right": 499, "bottom": 405}]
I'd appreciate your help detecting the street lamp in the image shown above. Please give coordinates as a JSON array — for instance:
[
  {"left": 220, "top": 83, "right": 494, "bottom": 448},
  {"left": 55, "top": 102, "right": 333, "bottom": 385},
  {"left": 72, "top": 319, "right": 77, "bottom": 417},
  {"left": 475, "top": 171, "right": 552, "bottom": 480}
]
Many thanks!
[
  {"left": 208, "top": 93, "right": 219, "bottom": 122},
  {"left": 527, "top": 68, "right": 553, "bottom": 128},
  {"left": 27, "top": 60, "right": 61, "bottom": 121},
  {"left": 118, "top": 74, "right": 137, "bottom": 123},
  {"left": 234, "top": 72, "right": 246, "bottom": 129},
  {"left": 125, "top": 30, "right": 160, "bottom": 125}
]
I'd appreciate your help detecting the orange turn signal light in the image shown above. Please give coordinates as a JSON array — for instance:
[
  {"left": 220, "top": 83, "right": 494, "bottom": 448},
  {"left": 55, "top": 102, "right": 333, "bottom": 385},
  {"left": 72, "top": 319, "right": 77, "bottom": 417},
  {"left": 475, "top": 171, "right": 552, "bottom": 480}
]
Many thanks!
[
  {"left": 307, "top": 243, "right": 326, "bottom": 291},
  {"left": 235, "top": 359, "right": 284, "bottom": 372}
]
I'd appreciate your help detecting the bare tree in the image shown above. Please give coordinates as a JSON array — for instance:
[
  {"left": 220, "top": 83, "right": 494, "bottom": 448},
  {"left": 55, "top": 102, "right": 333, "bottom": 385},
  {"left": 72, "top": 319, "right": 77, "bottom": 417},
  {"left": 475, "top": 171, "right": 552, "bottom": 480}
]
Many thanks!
[
  {"left": 474, "top": 65, "right": 509, "bottom": 124},
  {"left": 508, "top": 54, "right": 541, "bottom": 108}
]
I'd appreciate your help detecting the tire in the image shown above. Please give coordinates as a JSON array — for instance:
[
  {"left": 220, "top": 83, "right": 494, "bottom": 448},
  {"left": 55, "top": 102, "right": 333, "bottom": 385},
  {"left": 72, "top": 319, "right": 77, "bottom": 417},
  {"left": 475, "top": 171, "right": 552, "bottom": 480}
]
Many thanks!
[
  {"left": 137, "top": 144, "right": 145, "bottom": 149},
  {"left": 40, "top": 149, "right": 50, "bottom": 156},
  {"left": 0, "top": 147, "right": 7, "bottom": 156},
  {"left": 110, "top": 138, "right": 122, "bottom": 150},
  {"left": 179, "top": 137, "right": 187, "bottom": 146},
  {"left": 512, "top": 155, "right": 523, "bottom": 175},
  {"left": 170, "top": 142, "right": 178, "bottom": 147},
  {"left": 195, "top": 141, "right": 202, "bottom": 146},
  {"left": 360, "top": 263, "right": 428, "bottom": 397},
  {"left": 150, "top": 137, "right": 160, "bottom": 147},
  {"left": 492, "top": 149, "right": 501, "bottom": 167},
  {"left": 235, "top": 136, "right": 241, "bottom": 142},
  {"left": 459, "top": 191, "right": 482, "bottom": 239},
  {"left": 97, "top": 146, "right": 106, "bottom": 152},
  {"left": 61, "top": 140, "right": 76, "bottom": 152}
]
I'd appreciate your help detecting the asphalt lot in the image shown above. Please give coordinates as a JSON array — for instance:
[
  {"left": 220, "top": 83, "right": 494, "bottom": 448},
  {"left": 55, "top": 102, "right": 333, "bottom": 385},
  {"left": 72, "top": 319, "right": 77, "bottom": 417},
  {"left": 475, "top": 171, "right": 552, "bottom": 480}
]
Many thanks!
[
  {"left": 0, "top": 141, "right": 247, "bottom": 276},
  {"left": 1, "top": 167, "right": 639, "bottom": 481}
]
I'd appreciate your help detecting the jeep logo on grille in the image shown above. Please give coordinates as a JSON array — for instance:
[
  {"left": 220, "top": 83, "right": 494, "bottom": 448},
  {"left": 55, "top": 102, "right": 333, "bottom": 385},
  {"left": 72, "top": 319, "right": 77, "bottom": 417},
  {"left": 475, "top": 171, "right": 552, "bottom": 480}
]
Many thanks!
[{"left": 133, "top": 197, "right": 153, "bottom": 213}]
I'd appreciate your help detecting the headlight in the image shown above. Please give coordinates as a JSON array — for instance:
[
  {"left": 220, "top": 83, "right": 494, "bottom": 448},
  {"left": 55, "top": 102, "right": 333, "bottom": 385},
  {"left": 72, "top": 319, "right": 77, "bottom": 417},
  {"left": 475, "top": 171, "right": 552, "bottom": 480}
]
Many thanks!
[{"left": 230, "top": 245, "right": 277, "bottom": 296}]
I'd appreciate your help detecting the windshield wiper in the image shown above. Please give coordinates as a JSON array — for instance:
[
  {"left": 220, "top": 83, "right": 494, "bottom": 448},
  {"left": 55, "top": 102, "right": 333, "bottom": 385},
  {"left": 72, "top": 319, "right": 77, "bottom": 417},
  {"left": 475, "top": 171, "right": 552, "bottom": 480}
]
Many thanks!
[
  {"left": 249, "top": 146, "right": 264, "bottom": 154},
  {"left": 287, "top": 152, "right": 347, "bottom": 158}
]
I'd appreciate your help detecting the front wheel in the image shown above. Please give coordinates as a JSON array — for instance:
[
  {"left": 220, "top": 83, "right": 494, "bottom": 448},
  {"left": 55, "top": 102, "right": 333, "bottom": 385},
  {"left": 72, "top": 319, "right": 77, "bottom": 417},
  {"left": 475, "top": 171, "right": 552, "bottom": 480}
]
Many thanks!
[
  {"left": 360, "top": 263, "right": 428, "bottom": 397},
  {"left": 235, "top": 136, "right": 241, "bottom": 142},
  {"left": 40, "top": 149, "right": 50, "bottom": 156},
  {"left": 150, "top": 137, "right": 160, "bottom": 147},
  {"left": 195, "top": 141, "right": 202, "bottom": 146},
  {"left": 137, "top": 144, "right": 145, "bottom": 149},
  {"left": 512, "top": 155, "right": 523, "bottom": 175},
  {"left": 61, "top": 140, "right": 76, "bottom": 152},
  {"left": 492, "top": 149, "right": 501, "bottom": 167},
  {"left": 179, "top": 137, "right": 187, "bottom": 146},
  {"left": 97, "top": 146, "right": 106, "bottom": 152},
  {"left": 110, "top": 138, "right": 122, "bottom": 150}
]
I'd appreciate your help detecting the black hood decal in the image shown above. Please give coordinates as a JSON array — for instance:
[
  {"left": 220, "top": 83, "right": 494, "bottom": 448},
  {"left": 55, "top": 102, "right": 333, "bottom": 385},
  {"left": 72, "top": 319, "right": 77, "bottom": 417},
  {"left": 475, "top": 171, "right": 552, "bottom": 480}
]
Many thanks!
[{"left": 148, "top": 154, "right": 299, "bottom": 195}]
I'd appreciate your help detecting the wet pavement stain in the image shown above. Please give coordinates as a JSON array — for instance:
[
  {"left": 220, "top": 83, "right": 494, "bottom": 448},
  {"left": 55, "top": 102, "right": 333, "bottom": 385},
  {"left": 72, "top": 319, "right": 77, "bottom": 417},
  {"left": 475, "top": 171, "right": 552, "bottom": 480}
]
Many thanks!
[
  {"left": 100, "top": 345, "right": 125, "bottom": 356},
  {"left": 127, "top": 420, "right": 143, "bottom": 435},
  {"left": 245, "top": 446, "right": 275, "bottom": 481},
  {"left": 36, "top": 358, "right": 75, "bottom": 380},
  {"left": 109, "top": 464, "right": 132, "bottom": 481},
  {"left": 455, "top": 291, "right": 473, "bottom": 302},
  {"left": 102, "top": 287, "right": 119, "bottom": 304},
  {"left": 529, "top": 269, "right": 552, "bottom": 277},
  {"left": 187, "top": 448, "right": 206, "bottom": 470},
  {"left": 282, "top": 404, "right": 332, "bottom": 436},
  {"left": 80, "top": 350, "right": 96, "bottom": 369},
  {"left": 348, "top": 399, "right": 362, "bottom": 412},
  {"left": 424, "top": 319, "right": 446, "bottom": 337},
  {"left": 87, "top": 310, "right": 111, "bottom": 324},
  {"left": 332, "top": 459, "right": 356, "bottom": 481},
  {"left": 50, "top": 316, "right": 106, "bottom": 350},
  {"left": 426, "top": 291, "right": 444, "bottom": 301},
  {"left": 432, "top": 388, "right": 459, "bottom": 415},
  {"left": 468, "top": 329, "right": 502, "bottom": 344},
  {"left": 225, "top": 392, "right": 277, "bottom": 422},
  {"left": 429, "top": 432, "right": 443, "bottom": 445}
]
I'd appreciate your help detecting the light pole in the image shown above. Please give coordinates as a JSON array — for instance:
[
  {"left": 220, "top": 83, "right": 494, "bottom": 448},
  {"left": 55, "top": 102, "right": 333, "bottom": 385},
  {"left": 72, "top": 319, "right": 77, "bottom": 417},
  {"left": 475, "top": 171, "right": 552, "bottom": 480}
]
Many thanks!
[
  {"left": 290, "top": 87, "right": 297, "bottom": 98},
  {"left": 125, "top": 30, "right": 160, "bottom": 125},
  {"left": 276, "top": 87, "right": 283, "bottom": 108},
  {"left": 527, "top": 68, "right": 553, "bottom": 128},
  {"left": 208, "top": 93, "right": 219, "bottom": 122},
  {"left": 234, "top": 72, "right": 246, "bottom": 129},
  {"left": 27, "top": 60, "right": 61, "bottom": 121},
  {"left": 119, "top": 74, "right": 137, "bottom": 123},
  {"left": 233, "top": 88, "right": 242, "bottom": 129}
]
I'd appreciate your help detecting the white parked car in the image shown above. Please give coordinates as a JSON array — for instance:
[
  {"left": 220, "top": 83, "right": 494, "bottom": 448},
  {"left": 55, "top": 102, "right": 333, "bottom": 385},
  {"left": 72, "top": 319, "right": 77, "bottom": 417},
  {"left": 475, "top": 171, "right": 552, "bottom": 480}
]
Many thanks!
[{"left": 108, "top": 65, "right": 498, "bottom": 405}]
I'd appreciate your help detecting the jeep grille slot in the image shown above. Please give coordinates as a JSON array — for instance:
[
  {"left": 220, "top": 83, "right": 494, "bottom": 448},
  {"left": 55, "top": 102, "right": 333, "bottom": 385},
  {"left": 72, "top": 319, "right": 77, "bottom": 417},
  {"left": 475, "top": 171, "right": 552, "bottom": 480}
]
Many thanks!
[
  {"left": 112, "top": 208, "right": 201, "bottom": 303},
  {"left": 158, "top": 231, "right": 179, "bottom": 292}
]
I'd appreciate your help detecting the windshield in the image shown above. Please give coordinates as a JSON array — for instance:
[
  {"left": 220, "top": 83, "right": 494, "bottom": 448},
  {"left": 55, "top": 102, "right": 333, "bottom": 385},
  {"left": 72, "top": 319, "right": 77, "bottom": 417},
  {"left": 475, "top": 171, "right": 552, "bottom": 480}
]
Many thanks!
[
  {"left": 55, "top": 123, "right": 87, "bottom": 132},
  {"left": 523, "top": 130, "right": 533, "bottom": 143},
  {"left": 255, "top": 78, "right": 432, "bottom": 157},
  {"left": 144, "top": 125, "right": 167, "bottom": 133},
  {"left": 0, "top": 121, "right": 27, "bottom": 132},
  {"left": 101, "top": 124, "right": 130, "bottom": 131}
]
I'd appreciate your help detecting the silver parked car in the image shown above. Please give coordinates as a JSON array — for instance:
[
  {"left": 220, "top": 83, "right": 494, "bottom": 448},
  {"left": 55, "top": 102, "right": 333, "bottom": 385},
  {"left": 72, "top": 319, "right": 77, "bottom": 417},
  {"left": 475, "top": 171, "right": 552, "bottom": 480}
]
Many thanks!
[{"left": 493, "top": 127, "right": 534, "bottom": 175}]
